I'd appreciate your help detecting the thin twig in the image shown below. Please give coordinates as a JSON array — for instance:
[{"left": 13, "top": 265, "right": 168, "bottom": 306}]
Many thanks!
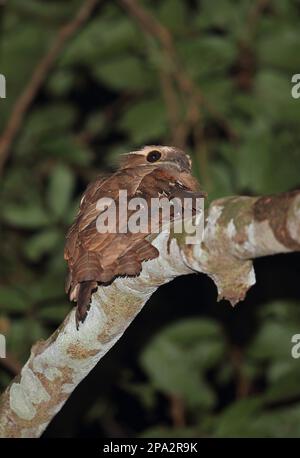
[
  {"left": 235, "top": 0, "right": 270, "bottom": 90},
  {"left": 0, "top": 0, "right": 100, "bottom": 175},
  {"left": 247, "top": 0, "right": 270, "bottom": 35},
  {"left": 231, "top": 346, "right": 251, "bottom": 399},
  {"left": 159, "top": 68, "right": 185, "bottom": 147},
  {"left": 119, "top": 0, "right": 237, "bottom": 188},
  {"left": 119, "top": 0, "right": 237, "bottom": 144},
  {"left": 168, "top": 394, "right": 186, "bottom": 428},
  {"left": 188, "top": 103, "right": 210, "bottom": 187}
]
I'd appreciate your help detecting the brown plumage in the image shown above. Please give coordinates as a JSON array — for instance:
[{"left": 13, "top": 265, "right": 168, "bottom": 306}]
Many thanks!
[{"left": 64, "top": 145, "right": 206, "bottom": 328}]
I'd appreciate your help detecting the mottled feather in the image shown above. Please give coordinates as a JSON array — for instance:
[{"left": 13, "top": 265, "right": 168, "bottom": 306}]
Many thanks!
[{"left": 65, "top": 146, "right": 206, "bottom": 327}]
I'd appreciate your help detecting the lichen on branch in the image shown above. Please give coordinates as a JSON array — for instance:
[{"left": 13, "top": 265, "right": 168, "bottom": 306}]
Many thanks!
[{"left": 0, "top": 190, "right": 300, "bottom": 438}]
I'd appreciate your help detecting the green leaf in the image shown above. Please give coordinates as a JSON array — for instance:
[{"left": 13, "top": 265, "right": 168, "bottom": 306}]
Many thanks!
[
  {"left": 140, "top": 426, "right": 199, "bottom": 438},
  {"left": 9, "top": 319, "right": 46, "bottom": 360},
  {"left": 254, "top": 71, "right": 300, "bottom": 123},
  {"left": 0, "top": 286, "right": 29, "bottom": 312},
  {"left": 258, "top": 26, "right": 300, "bottom": 72},
  {"left": 236, "top": 119, "right": 300, "bottom": 194},
  {"left": 61, "top": 15, "right": 140, "bottom": 66},
  {"left": 255, "top": 406, "right": 300, "bottom": 437},
  {"left": 199, "top": 79, "right": 234, "bottom": 116},
  {"left": 140, "top": 319, "right": 225, "bottom": 410},
  {"left": 94, "top": 56, "right": 154, "bottom": 91},
  {"left": 180, "top": 37, "right": 236, "bottom": 80},
  {"left": 38, "top": 304, "right": 70, "bottom": 322},
  {"left": 2, "top": 204, "right": 52, "bottom": 229},
  {"left": 0, "top": 19, "right": 52, "bottom": 129},
  {"left": 28, "top": 276, "right": 65, "bottom": 302},
  {"left": 258, "top": 300, "right": 300, "bottom": 324},
  {"left": 247, "top": 321, "right": 298, "bottom": 363},
  {"left": 42, "top": 136, "right": 93, "bottom": 166},
  {"left": 214, "top": 398, "right": 265, "bottom": 437},
  {"left": 47, "top": 69, "right": 75, "bottom": 96},
  {"left": 206, "top": 162, "right": 234, "bottom": 201},
  {"left": 119, "top": 98, "right": 167, "bottom": 143},
  {"left": 263, "top": 367, "right": 300, "bottom": 404},
  {"left": 24, "top": 229, "right": 61, "bottom": 261},
  {"left": 158, "top": 0, "right": 187, "bottom": 33},
  {"left": 16, "top": 105, "right": 76, "bottom": 158},
  {"left": 195, "top": 0, "right": 245, "bottom": 35},
  {"left": 236, "top": 119, "right": 272, "bottom": 193},
  {"left": 47, "top": 164, "right": 74, "bottom": 218}
]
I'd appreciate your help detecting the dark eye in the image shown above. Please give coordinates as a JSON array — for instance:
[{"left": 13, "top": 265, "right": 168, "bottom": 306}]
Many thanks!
[{"left": 147, "top": 150, "right": 161, "bottom": 163}]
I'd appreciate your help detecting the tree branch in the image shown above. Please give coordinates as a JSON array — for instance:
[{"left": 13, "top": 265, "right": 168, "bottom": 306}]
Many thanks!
[
  {"left": 0, "top": 190, "right": 299, "bottom": 437},
  {"left": 0, "top": 0, "right": 99, "bottom": 175}
]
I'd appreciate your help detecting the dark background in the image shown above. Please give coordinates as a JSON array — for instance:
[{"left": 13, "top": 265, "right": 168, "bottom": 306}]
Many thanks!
[{"left": 1, "top": 0, "right": 300, "bottom": 438}]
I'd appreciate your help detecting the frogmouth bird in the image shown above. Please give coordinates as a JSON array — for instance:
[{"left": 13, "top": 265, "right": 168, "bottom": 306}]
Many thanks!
[{"left": 65, "top": 145, "right": 206, "bottom": 328}]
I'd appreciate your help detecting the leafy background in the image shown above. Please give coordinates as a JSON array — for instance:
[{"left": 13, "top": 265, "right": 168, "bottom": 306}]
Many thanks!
[{"left": 1, "top": 0, "right": 300, "bottom": 438}]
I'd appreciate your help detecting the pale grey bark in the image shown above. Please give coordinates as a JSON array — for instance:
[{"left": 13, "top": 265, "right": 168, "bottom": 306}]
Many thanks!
[{"left": 0, "top": 191, "right": 299, "bottom": 437}]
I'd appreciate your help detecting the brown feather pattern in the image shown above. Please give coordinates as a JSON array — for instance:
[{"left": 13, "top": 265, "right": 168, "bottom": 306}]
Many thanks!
[{"left": 64, "top": 146, "right": 206, "bottom": 327}]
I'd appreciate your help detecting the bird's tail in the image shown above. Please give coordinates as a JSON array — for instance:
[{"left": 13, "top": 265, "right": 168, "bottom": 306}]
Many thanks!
[{"left": 76, "top": 280, "right": 97, "bottom": 329}]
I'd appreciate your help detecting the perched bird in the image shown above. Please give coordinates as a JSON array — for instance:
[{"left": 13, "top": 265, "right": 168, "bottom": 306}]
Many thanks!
[{"left": 65, "top": 145, "right": 206, "bottom": 327}]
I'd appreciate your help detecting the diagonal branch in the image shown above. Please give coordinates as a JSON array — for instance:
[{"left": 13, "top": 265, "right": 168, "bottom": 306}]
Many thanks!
[
  {"left": 0, "top": 190, "right": 299, "bottom": 437},
  {"left": 0, "top": 0, "right": 99, "bottom": 175}
]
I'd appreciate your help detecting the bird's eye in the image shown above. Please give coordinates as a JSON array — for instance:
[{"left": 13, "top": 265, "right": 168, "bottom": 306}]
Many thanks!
[{"left": 147, "top": 150, "right": 161, "bottom": 163}]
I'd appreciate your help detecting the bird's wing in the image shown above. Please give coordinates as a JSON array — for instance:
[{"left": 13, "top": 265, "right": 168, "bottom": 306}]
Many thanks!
[
  {"left": 65, "top": 166, "right": 203, "bottom": 281},
  {"left": 64, "top": 166, "right": 155, "bottom": 262},
  {"left": 64, "top": 166, "right": 203, "bottom": 324},
  {"left": 64, "top": 166, "right": 158, "bottom": 287}
]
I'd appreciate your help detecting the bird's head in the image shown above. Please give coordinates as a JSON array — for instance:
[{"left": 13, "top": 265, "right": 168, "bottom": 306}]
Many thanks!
[{"left": 120, "top": 145, "right": 192, "bottom": 173}]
